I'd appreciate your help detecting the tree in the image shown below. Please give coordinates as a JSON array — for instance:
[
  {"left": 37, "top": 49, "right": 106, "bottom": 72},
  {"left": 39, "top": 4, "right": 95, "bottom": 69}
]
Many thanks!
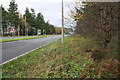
[
  {"left": 55, "top": 27, "right": 61, "bottom": 34},
  {"left": 49, "top": 24, "right": 56, "bottom": 34},
  {"left": 74, "top": 2, "right": 119, "bottom": 48},
  {"left": 23, "top": 7, "right": 55, "bottom": 35},
  {"left": 24, "top": 7, "right": 33, "bottom": 35},
  {"left": 19, "top": 13, "right": 26, "bottom": 36},
  {"left": 43, "top": 21, "right": 56, "bottom": 35},
  {"left": 1, "top": 5, "right": 8, "bottom": 36},
  {"left": 30, "top": 8, "right": 36, "bottom": 28},
  {"left": 28, "top": 8, "right": 36, "bottom": 35},
  {"left": 44, "top": 22, "right": 50, "bottom": 34},
  {"left": 8, "top": 0, "right": 19, "bottom": 27},
  {"left": 24, "top": 7, "right": 32, "bottom": 28},
  {"left": 36, "top": 12, "right": 45, "bottom": 30}
]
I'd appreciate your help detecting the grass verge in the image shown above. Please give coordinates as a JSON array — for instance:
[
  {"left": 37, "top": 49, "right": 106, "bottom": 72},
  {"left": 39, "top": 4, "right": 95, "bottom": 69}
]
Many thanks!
[
  {"left": 0, "top": 36, "right": 47, "bottom": 43},
  {"left": 2, "top": 35, "right": 119, "bottom": 78}
]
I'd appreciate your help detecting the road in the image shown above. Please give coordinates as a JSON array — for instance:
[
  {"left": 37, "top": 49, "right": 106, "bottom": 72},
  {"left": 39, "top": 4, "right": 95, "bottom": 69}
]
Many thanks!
[{"left": 1, "top": 35, "right": 62, "bottom": 65}]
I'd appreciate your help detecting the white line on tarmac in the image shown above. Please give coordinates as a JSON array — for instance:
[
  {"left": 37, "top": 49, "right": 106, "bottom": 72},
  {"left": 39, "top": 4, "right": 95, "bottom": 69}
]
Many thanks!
[{"left": 0, "top": 40, "right": 56, "bottom": 65}]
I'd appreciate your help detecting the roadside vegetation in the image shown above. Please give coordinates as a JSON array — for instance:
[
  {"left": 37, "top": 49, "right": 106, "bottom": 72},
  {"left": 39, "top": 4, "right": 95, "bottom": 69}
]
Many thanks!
[
  {"left": 2, "top": 35, "right": 119, "bottom": 78},
  {"left": 1, "top": 0, "right": 119, "bottom": 79},
  {"left": 0, "top": 36, "right": 47, "bottom": 43}
]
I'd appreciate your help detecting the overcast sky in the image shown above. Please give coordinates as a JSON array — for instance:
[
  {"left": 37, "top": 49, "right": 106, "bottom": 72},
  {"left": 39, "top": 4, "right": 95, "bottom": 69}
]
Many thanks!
[{"left": 0, "top": 0, "right": 75, "bottom": 27}]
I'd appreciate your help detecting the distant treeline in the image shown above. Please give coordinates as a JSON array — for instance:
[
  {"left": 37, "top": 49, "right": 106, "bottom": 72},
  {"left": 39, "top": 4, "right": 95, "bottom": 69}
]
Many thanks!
[{"left": 0, "top": 0, "right": 56, "bottom": 36}]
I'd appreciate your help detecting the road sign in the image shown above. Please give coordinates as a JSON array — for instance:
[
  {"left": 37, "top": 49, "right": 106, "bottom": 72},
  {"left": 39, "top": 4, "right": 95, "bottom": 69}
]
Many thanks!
[{"left": 37, "top": 30, "right": 41, "bottom": 35}]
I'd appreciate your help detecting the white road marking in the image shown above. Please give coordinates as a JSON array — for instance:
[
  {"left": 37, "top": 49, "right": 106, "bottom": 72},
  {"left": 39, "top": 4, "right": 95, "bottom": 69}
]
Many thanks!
[{"left": 0, "top": 40, "right": 57, "bottom": 65}]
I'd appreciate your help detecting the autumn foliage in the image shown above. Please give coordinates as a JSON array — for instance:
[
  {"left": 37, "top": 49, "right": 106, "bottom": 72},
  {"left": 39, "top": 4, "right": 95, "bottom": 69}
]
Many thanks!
[{"left": 74, "top": 2, "right": 119, "bottom": 49}]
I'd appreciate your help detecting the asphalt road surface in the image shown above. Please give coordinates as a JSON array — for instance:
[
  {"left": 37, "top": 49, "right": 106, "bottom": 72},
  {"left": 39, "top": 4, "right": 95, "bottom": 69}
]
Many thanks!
[{"left": 1, "top": 35, "right": 62, "bottom": 64}]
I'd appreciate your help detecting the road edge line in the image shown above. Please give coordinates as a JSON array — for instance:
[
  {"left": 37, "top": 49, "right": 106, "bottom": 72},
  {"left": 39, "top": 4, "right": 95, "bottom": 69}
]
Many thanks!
[{"left": 0, "top": 40, "right": 57, "bottom": 65}]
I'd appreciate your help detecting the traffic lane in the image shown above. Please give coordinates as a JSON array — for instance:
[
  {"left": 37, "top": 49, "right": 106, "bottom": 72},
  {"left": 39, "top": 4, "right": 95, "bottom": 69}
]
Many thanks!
[{"left": 2, "top": 36, "right": 62, "bottom": 64}]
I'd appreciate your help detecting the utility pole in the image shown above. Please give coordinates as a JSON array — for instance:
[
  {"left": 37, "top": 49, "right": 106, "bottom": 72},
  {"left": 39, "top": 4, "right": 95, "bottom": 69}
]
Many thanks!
[{"left": 61, "top": 0, "right": 64, "bottom": 43}]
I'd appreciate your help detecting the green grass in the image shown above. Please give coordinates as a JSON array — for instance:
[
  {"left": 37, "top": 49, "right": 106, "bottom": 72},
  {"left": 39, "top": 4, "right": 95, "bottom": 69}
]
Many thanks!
[
  {"left": 2, "top": 35, "right": 119, "bottom": 78},
  {"left": 0, "top": 36, "right": 47, "bottom": 43}
]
